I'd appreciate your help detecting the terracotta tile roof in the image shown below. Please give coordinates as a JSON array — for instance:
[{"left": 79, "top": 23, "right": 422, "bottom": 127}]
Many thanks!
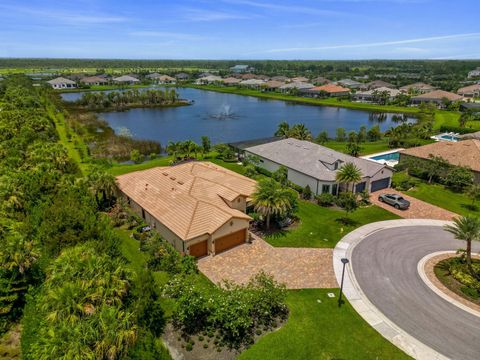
[
  {"left": 116, "top": 162, "right": 256, "bottom": 241},
  {"left": 311, "top": 84, "right": 350, "bottom": 93},
  {"left": 400, "top": 140, "right": 480, "bottom": 172},
  {"left": 412, "top": 90, "right": 463, "bottom": 101},
  {"left": 400, "top": 82, "right": 435, "bottom": 91},
  {"left": 457, "top": 84, "right": 480, "bottom": 94}
]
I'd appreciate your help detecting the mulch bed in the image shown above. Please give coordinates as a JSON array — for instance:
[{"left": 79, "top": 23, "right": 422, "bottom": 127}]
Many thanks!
[{"left": 162, "top": 318, "right": 286, "bottom": 360}]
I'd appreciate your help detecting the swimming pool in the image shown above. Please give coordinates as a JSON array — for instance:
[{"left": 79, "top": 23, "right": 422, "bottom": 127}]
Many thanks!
[
  {"left": 431, "top": 132, "right": 459, "bottom": 142},
  {"left": 370, "top": 152, "right": 400, "bottom": 161},
  {"left": 362, "top": 149, "right": 404, "bottom": 167}
]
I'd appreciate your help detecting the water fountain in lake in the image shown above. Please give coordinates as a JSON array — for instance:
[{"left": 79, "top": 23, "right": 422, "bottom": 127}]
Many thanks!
[{"left": 209, "top": 104, "right": 239, "bottom": 120}]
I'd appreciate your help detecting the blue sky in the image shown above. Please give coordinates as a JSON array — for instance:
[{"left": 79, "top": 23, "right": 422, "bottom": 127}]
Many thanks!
[{"left": 0, "top": 0, "right": 479, "bottom": 59}]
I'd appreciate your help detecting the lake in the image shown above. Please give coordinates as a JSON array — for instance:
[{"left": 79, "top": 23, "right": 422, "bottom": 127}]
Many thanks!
[{"left": 61, "top": 88, "right": 413, "bottom": 145}]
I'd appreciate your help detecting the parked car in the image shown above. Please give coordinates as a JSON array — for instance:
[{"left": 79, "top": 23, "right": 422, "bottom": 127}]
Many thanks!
[{"left": 378, "top": 193, "right": 410, "bottom": 210}]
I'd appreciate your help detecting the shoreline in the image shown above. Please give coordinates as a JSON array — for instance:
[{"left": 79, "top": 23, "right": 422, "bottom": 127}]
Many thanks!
[{"left": 66, "top": 100, "right": 190, "bottom": 113}]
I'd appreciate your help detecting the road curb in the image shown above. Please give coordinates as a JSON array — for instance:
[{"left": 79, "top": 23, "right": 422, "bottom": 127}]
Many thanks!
[
  {"left": 333, "top": 219, "right": 452, "bottom": 360},
  {"left": 417, "top": 251, "right": 480, "bottom": 319}
]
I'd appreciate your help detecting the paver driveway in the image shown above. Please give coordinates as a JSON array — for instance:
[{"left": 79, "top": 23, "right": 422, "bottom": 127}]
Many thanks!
[
  {"left": 371, "top": 189, "right": 457, "bottom": 221},
  {"left": 198, "top": 234, "right": 337, "bottom": 289}
]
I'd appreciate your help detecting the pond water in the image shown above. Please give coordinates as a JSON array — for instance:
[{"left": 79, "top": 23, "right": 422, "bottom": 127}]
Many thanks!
[{"left": 61, "top": 88, "right": 413, "bottom": 145}]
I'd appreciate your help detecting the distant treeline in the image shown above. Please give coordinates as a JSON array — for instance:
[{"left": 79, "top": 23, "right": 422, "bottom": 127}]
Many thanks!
[{"left": 75, "top": 88, "right": 182, "bottom": 110}]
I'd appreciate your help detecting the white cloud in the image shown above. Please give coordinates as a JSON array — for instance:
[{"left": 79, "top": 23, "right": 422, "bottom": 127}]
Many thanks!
[
  {"left": 129, "top": 31, "right": 209, "bottom": 41},
  {"left": 222, "top": 0, "right": 349, "bottom": 16},
  {"left": 252, "top": 33, "right": 480, "bottom": 54}
]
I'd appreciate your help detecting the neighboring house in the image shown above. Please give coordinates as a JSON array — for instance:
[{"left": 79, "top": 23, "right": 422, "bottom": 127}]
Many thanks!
[
  {"left": 80, "top": 76, "right": 108, "bottom": 86},
  {"left": 311, "top": 76, "right": 331, "bottom": 85},
  {"left": 223, "top": 77, "right": 241, "bottom": 86},
  {"left": 116, "top": 162, "right": 257, "bottom": 257},
  {"left": 243, "top": 138, "right": 393, "bottom": 195},
  {"left": 112, "top": 75, "right": 140, "bottom": 85},
  {"left": 47, "top": 77, "right": 77, "bottom": 89},
  {"left": 146, "top": 73, "right": 176, "bottom": 84},
  {"left": 366, "top": 80, "right": 396, "bottom": 90},
  {"left": 239, "top": 79, "right": 265, "bottom": 88},
  {"left": 240, "top": 73, "right": 257, "bottom": 80},
  {"left": 399, "top": 140, "right": 480, "bottom": 183},
  {"left": 302, "top": 84, "right": 350, "bottom": 98},
  {"left": 291, "top": 76, "right": 309, "bottom": 83},
  {"left": 459, "top": 131, "right": 480, "bottom": 141},
  {"left": 457, "top": 84, "right": 480, "bottom": 98},
  {"left": 411, "top": 90, "right": 463, "bottom": 107},
  {"left": 399, "top": 82, "right": 435, "bottom": 94},
  {"left": 354, "top": 87, "right": 400, "bottom": 102},
  {"left": 195, "top": 75, "right": 223, "bottom": 84},
  {"left": 336, "top": 79, "right": 366, "bottom": 90},
  {"left": 271, "top": 76, "right": 290, "bottom": 82},
  {"left": 467, "top": 68, "right": 480, "bottom": 79},
  {"left": 460, "top": 103, "right": 480, "bottom": 112},
  {"left": 175, "top": 72, "right": 190, "bottom": 81},
  {"left": 263, "top": 80, "right": 285, "bottom": 91},
  {"left": 279, "top": 82, "right": 314, "bottom": 92},
  {"left": 230, "top": 64, "right": 252, "bottom": 73},
  {"left": 198, "top": 72, "right": 213, "bottom": 78}
]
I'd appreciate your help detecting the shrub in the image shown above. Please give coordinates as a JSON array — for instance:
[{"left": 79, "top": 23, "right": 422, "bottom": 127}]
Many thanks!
[
  {"left": 443, "top": 167, "right": 474, "bottom": 192},
  {"left": 439, "top": 125, "right": 476, "bottom": 134},
  {"left": 316, "top": 193, "right": 335, "bottom": 207}
]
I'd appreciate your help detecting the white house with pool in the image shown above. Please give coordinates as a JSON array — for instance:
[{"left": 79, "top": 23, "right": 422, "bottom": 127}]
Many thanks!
[{"left": 243, "top": 138, "right": 393, "bottom": 195}]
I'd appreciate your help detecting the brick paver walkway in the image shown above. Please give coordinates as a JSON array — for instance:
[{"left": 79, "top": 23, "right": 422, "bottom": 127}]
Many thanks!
[
  {"left": 371, "top": 189, "right": 457, "bottom": 221},
  {"left": 198, "top": 234, "right": 337, "bottom": 289}
]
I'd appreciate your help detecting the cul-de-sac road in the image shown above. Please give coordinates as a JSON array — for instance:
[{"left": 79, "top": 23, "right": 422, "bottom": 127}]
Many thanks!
[{"left": 352, "top": 225, "right": 480, "bottom": 360}]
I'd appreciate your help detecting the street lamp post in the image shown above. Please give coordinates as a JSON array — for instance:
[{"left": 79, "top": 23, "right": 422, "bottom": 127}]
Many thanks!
[{"left": 338, "top": 258, "right": 349, "bottom": 307}]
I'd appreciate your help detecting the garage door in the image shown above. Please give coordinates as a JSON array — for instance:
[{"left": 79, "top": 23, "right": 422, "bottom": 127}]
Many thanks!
[
  {"left": 371, "top": 177, "right": 390, "bottom": 192},
  {"left": 189, "top": 240, "right": 208, "bottom": 258},
  {"left": 215, "top": 229, "right": 246, "bottom": 254},
  {"left": 355, "top": 182, "right": 366, "bottom": 193}
]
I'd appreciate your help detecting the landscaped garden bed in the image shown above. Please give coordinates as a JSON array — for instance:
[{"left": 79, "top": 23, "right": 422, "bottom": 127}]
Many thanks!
[{"left": 434, "top": 256, "right": 480, "bottom": 306}]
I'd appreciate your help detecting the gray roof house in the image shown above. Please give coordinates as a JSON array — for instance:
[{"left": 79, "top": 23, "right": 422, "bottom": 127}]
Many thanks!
[
  {"left": 336, "top": 79, "right": 366, "bottom": 90},
  {"left": 230, "top": 65, "right": 252, "bottom": 73},
  {"left": 47, "top": 77, "right": 77, "bottom": 89},
  {"left": 112, "top": 75, "right": 140, "bottom": 84},
  {"left": 244, "top": 138, "right": 393, "bottom": 195}
]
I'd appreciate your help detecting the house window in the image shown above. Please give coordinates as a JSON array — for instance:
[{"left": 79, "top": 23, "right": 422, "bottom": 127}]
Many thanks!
[
  {"left": 322, "top": 184, "right": 331, "bottom": 194},
  {"left": 332, "top": 184, "right": 338, "bottom": 195}
]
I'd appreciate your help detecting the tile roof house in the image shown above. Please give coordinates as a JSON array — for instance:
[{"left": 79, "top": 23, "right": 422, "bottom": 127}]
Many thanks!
[
  {"left": 230, "top": 64, "right": 252, "bottom": 73},
  {"left": 223, "top": 77, "right": 241, "bottom": 86},
  {"left": 271, "top": 76, "right": 290, "bottom": 82},
  {"left": 411, "top": 90, "right": 463, "bottom": 106},
  {"left": 112, "top": 75, "right": 140, "bottom": 84},
  {"left": 175, "top": 72, "right": 190, "bottom": 80},
  {"left": 336, "top": 79, "right": 366, "bottom": 90},
  {"left": 467, "top": 68, "right": 480, "bottom": 79},
  {"left": 366, "top": 80, "right": 396, "bottom": 90},
  {"left": 291, "top": 76, "right": 309, "bottom": 83},
  {"left": 239, "top": 78, "right": 265, "bottom": 88},
  {"left": 457, "top": 84, "right": 480, "bottom": 98},
  {"left": 399, "top": 82, "right": 435, "bottom": 94},
  {"left": 263, "top": 80, "right": 285, "bottom": 91},
  {"left": 80, "top": 76, "right": 108, "bottom": 86},
  {"left": 116, "top": 162, "right": 257, "bottom": 257},
  {"left": 301, "top": 84, "right": 350, "bottom": 97},
  {"left": 244, "top": 138, "right": 393, "bottom": 194},
  {"left": 311, "top": 76, "right": 331, "bottom": 85},
  {"left": 354, "top": 87, "right": 401, "bottom": 102},
  {"left": 47, "top": 77, "right": 77, "bottom": 89},
  {"left": 195, "top": 75, "right": 223, "bottom": 84},
  {"left": 399, "top": 140, "right": 480, "bottom": 183},
  {"left": 279, "top": 82, "right": 314, "bottom": 92}
]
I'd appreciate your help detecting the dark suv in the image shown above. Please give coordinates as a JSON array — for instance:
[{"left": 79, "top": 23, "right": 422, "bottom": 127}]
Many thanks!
[{"left": 378, "top": 193, "right": 410, "bottom": 210}]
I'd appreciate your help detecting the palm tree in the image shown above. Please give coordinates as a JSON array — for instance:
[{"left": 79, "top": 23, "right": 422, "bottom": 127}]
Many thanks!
[
  {"left": 251, "top": 178, "right": 294, "bottom": 229},
  {"left": 336, "top": 162, "right": 362, "bottom": 193},
  {"left": 166, "top": 141, "right": 182, "bottom": 160},
  {"left": 87, "top": 169, "right": 116, "bottom": 208},
  {"left": 274, "top": 121, "right": 290, "bottom": 138},
  {"left": 444, "top": 216, "right": 480, "bottom": 279},
  {"left": 289, "top": 123, "right": 312, "bottom": 140}
]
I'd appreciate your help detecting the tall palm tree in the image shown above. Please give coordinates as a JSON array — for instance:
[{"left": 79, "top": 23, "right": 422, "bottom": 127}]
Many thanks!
[
  {"left": 251, "top": 178, "right": 294, "bottom": 229},
  {"left": 444, "top": 216, "right": 480, "bottom": 279},
  {"left": 336, "top": 162, "right": 362, "bottom": 193},
  {"left": 274, "top": 121, "right": 290, "bottom": 138}
]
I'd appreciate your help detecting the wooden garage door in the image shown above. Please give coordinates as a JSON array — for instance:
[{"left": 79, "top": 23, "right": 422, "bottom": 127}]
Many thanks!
[
  {"left": 189, "top": 240, "right": 208, "bottom": 258},
  {"left": 215, "top": 229, "right": 246, "bottom": 254}
]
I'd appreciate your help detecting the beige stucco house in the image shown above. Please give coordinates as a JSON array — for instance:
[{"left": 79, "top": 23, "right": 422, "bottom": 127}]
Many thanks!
[{"left": 116, "top": 162, "right": 257, "bottom": 257}]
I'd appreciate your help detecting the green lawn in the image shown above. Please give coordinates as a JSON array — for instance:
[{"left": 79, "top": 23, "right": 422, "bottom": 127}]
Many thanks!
[
  {"left": 323, "top": 139, "right": 392, "bottom": 155},
  {"left": 239, "top": 289, "right": 410, "bottom": 360},
  {"left": 393, "top": 172, "right": 479, "bottom": 217},
  {"left": 266, "top": 201, "right": 400, "bottom": 248},
  {"left": 106, "top": 153, "right": 243, "bottom": 177}
]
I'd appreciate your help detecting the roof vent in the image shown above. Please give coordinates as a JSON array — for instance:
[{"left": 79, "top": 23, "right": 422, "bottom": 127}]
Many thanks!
[
  {"left": 162, "top": 172, "right": 168, "bottom": 176},
  {"left": 177, "top": 181, "right": 184, "bottom": 185},
  {"left": 170, "top": 176, "right": 176, "bottom": 180}
]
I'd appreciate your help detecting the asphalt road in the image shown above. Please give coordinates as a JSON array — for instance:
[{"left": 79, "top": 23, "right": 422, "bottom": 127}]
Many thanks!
[{"left": 352, "top": 226, "right": 480, "bottom": 360}]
